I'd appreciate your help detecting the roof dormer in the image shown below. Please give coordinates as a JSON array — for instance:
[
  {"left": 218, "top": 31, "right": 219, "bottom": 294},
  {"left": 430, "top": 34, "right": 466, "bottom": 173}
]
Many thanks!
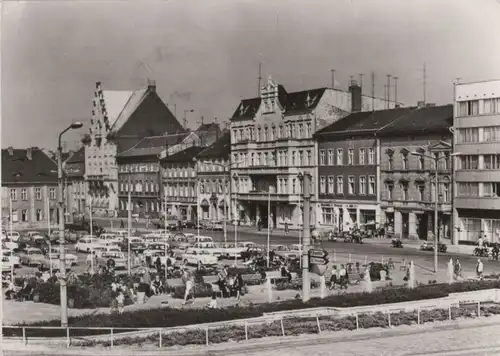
[{"left": 261, "top": 76, "right": 278, "bottom": 114}]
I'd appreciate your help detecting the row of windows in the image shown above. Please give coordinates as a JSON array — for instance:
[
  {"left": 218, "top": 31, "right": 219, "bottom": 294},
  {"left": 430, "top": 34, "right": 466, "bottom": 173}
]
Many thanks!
[
  {"left": 457, "top": 98, "right": 500, "bottom": 117},
  {"left": 457, "top": 182, "right": 500, "bottom": 198},
  {"left": 119, "top": 181, "right": 159, "bottom": 193},
  {"left": 232, "top": 149, "right": 314, "bottom": 168},
  {"left": 385, "top": 181, "right": 450, "bottom": 202},
  {"left": 232, "top": 121, "right": 313, "bottom": 143},
  {"left": 119, "top": 163, "right": 159, "bottom": 173},
  {"left": 319, "top": 148, "right": 376, "bottom": 166},
  {"left": 386, "top": 151, "right": 450, "bottom": 171},
  {"left": 199, "top": 180, "right": 229, "bottom": 195},
  {"left": 319, "top": 175, "right": 376, "bottom": 196},
  {"left": 457, "top": 126, "right": 500, "bottom": 144},
  {"left": 9, "top": 209, "right": 49, "bottom": 222},
  {"left": 198, "top": 160, "right": 228, "bottom": 173},
  {"left": 10, "top": 188, "right": 56, "bottom": 201},
  {"left": 232, "top": 177, "right": 313, "bottom": 195},
  {"left": 119, "top": 200, "right": 160, "bottom": 213},
  {"left": 457, "top": 155, "right": 500, "bottom": 170}
]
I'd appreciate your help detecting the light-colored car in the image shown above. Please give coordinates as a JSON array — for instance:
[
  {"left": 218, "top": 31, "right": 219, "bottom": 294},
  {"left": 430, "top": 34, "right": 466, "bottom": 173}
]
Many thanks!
[
  {"left": 75, "top": 237, "right": 105, "bottom": 253},
  {"left": 41, "top": 253, "right": 73, "bottom": 270},
  {"left": 272, "top": 244, "right": 300, "bottom": 260},
  {"left": 191, "top": 242, "right": 224, "bottom": 259},
  {"left": 221, "top": 243, "right": 247, "bottom": 259},
  {"left": 18, "top": 247, "right": 45, "bottom": 267},
  {"left": 2, "top": 255, "right": 14, "bottom": 271},
  {"left": 2, "top": 250, "right": 20, "bottom": 267},
  {"left": 98, "top": 251, "right": 127, "bottom": 269},
  {"left": 7, "top": 231, "right": 21, "bottom": 242},
  {"left": 182, "top": 248, "right": 218, "bottom": 266},
  {"left": 2, "top": 240, "right": 18, "bottom": 251},
  {"left": 99, "top": 233, "right": 122, "bottom": 245},
  {"left": 211, "top": 221, "right": 224, "bottom": 231}
]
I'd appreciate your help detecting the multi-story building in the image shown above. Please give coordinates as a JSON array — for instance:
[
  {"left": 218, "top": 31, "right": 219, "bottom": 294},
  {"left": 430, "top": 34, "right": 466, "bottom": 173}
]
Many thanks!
[
  {"left": 379, "top": 104, "right": 453, "bottom": 240},
  {"left": 63, "top": 147, "right": 87, "bottom": 218},
  {"left": 116, "top": 134, "right": 187, "bottom": 218},
  {"left": 230, "top": 76, "right": 393, "bottom": 229},
  {"left": 2, "top": 147, "right": 60, "bottom": 229},
  {"left": 196, "top": 131, "right": 231, "bottom": 221},
  {"left": 161, "top": 146, "right": 206, "bottom": 221},
  {"left": 82, "top": 80, "right": 184, "bottom": 217},
  {"left": 314, "top": 109, "right": 407, "bottom": 231},
  {"left": 453, "top": 79, "right": 500, "bottom": 244}
]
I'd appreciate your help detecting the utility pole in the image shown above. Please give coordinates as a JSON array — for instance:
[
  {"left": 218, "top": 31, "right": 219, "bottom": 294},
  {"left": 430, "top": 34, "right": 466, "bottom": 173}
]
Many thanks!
[
  {"left": 384, "top": 85, "right": 388, "bottom": 109},
  {"left": 371, "top": 72, "right": 375, "bottom": 111},
  {"left": 386, "top": 74, "right": 392, "bottom": 108},
  {"left": 258, "top": 63, "right": 262, "bottom": 96},
  {"left": 301, "top": 172, "right": 312, "bottom": 302},
  {"left": 331, "top": 69, "right": 336, "bottom": 89},
  {"left": 393, "top": 76, "right": 399, "bottom": 107}
]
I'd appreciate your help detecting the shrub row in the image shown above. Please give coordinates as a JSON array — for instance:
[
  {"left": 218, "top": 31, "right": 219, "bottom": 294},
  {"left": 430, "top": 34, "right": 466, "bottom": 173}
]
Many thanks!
[
  {"left": 74, "top": 304, "right": 500, "bottom": 348},
  {"left": 5, "top": 279, "right": 500, "bottom": 339}
]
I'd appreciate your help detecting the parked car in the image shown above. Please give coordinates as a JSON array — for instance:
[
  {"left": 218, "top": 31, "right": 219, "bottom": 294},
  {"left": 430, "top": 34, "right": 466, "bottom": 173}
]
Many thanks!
[
  {"left": 2, "top": 250, "right": 20, "bottom": 268},
  {"left": 272, "top": 245, "right": 300, "bottom": 260},
  {"left": 18, "top": 247, "right": 45, "bottom": 267},
  {"left": 41, "top": 252, "right": 74, "bottom": 271},
  {"left": 2, "top": 240, "right": 19, "bottom": 251},
  {"left": 182, "top": 248, "right": 218, "bottom": 266},
  {"left": 220, "top": 243, "right": 247, "bottom": 259},
  {"left": 6, "top": 231, "right": 21, "bottom": 242},
  {"left": 75, "top": 237, "right": 105, "bottom": 253},
  {"left": 241, "top": 246, "right": 266, "bottom": 262},
  {"left": 211, "top": 221, "right": 224, "bottom": 231},
  {"left": 420, "top": 241, "right": 448, "bottom": 253},
  {"left": 99, "top": 233, "right": 122, "bottom": 245},
  {"left": 2, "top": 255, "right": 14, "bottom": 272},
  {"left": 191, "top": 242, "right": 225, "bottom": 259},
  {"left": 98, "top": 251, "right": 127, "bottom": 270}
]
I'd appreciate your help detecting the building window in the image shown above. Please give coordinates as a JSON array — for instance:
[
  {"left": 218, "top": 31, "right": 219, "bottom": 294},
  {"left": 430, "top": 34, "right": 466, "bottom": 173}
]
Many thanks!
[
  {"left": 337, "top": 149, "right": 343, "bottom": 165},
  {"left": 298, "top": 124, "right": 304, "bottom": 139},
  {"left": 459, "top": 155, "right": 479, "bottom": 170},
  {"left": 401, "top": 182, "right": 409, "bottom": 200},
  {"left": 483, "top": 182, "right": 500, "bottom": 197},
  {"left": 388, "top": 156, "right": 394, "bottom": 171},
  {"left": 348, "top": 176, "right": 355, "bottom": 195},
  {"left": 359, "top": 176, "right": 366, "bottom": 195},
  {"left": 368, "top": 175, "right": 375, "bottom": 195},
  {"left": 320, "top": 176, "right": 326, "bottom": 194},
  {"left": 386, "top": 183, "right": 394, "bottom": 200},
  {"left": 328, "top": 176, "right": 334, "bottom": 194},
  {"left": 417, "top": 183, "right": 425, "bottom": 201},
  {"left": 458, "top": 128, "right": 479, "bottom": 143},
  {"left": 292, "top": 179, "right": 296, "bottom": 194},
  {"left": 21, "top": 209, "right": 28, "bottom": 222},
  {"left": 49, "top": 187, "right": 56, "bottom": 200},
  {"left": 484, "top": 155, "right": 500, "bottom": 170},
  {"left": 457, "top": 182, "right": 479, "bottom": 197},
  {"left": 359, "top": 148, "right": 365, "bottom": 165},
  {"left": 418, "top": 155, "right": 424, "bottom": 170},
  {"left": 348, "top": 149, "right": 354, "bottom": 165},
  {"left": 200, "top": 182, "right": 205, "bottom": 194},
  {"left": 307, "top": 150, "right": 312, "bottom": 166},
  {"left": 402, "top": 153, "right": 409, "bottom": 170},
  {"left": 458, "top": 100, "right": 479, "bottom": 116},
  {"left": 336, "top": 176, "right": 343, "bottom": 195},
  {"left": 327, "top": 149, "right": 334, "bottom": 165},
  {"left": 483, "top": 126, "right": 500, "bottom": 142},
  {"left": 298, "top": 151, "right": 303, "bottom": 166},
  {"left": 319, "top": 150, "right": 326, "bottom": 165},
  {"left": 368, "top": 148, "right": 375, "bottom": 164},
  {"left": 36, "top": 209, "right": 42, "bottom": 221},
  {"left": 10, "top": 189, "right": 17, "bottom": 201},
  {"left": 21, "top": 189, "right": 27, "bottom": 201},
  {"left": 483, "top": 98, "right": 499, "bottom": 115},
  {"left": 442, "top": 183, "right": 450, "bottom": 203},
  {"left": 35, "top": 188, "right": 42, "bottom": 200},
  {"left": 322, "top": 208, "right": 335, "bottom": 225}
]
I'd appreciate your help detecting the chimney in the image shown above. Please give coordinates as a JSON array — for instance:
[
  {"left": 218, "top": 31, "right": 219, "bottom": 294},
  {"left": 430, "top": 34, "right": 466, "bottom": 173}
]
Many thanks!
[
  {"left": 349, "top": 79, "right": 362, "bottom": 112},
  {"left": 7, "top": 147, "right": 14, "bottom": 156},
  {"left": 26, "top": 147, "right": 33, "bottom": 160},
  {"left": 147, "top": 79, "right": 156, "bottom": 92},
  {"left": 417, "top": 101, "right": 426, "bottom": 108}
]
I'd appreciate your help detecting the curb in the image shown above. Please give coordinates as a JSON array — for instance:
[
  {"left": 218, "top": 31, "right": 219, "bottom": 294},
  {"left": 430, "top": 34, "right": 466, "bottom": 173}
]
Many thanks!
[{"left": 4, "top": 316, "right": 500, "bottom": 356}]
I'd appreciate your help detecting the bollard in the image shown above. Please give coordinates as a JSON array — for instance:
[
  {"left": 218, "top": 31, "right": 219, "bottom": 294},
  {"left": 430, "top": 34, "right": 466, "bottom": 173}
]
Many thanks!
[
  {"left": 244, "top": 322, "right": 248, "bottom": 341},
  {"left": 417, "top": 308, "right": 420, "bottom": 325},
  {"left": 110, "top": 328, "right": 113, "bottom": 348},
  {"left": 316, "top": 316, "right": 322, "bottom": 334},
  {"left": 206, "top": 327, "right": 209, "bottom": 345},
  {"left": 449, "top": 305, "right": 452, "bottom": 321},
  {"left": 267, "top": 277, "right": 273, "bottom": 303},
  {"left": 355, "top": 314, "right": 359, "bottom": 330},
  {"left": 159, "top": 328, "right": 162, "bottom": 348},
  {"left": 280, "top": 318, "right": 285, "bottom": 336},
  {"left": 320, "top": 275, "right": 326, "bottom": 299},
  {"left": 22, "top": 327, "right": 27, "bottom": 346},
  {"left": 478, "top": 301, "right": 481, "bottom": 318},
  {"left": 348, "top": 253, "right": 352, "bottom": 263},
  {"left": 387, "top": 311, "right": 391, "bottom": 327}
]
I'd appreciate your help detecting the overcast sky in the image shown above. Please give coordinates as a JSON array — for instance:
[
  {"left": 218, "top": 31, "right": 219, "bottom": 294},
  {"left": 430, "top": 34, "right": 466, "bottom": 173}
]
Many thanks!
[{"left": 2, "top": 0, "right": 500, "bottom": 150}]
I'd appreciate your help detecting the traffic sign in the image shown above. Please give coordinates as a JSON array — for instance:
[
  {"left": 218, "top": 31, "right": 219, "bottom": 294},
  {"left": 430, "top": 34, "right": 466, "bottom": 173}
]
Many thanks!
[
  {"left": 309, "top": 249, "right": 328, "bottom": 259},
  {"left": 310, "top": 257, "right": 329, "bottom": 265}
]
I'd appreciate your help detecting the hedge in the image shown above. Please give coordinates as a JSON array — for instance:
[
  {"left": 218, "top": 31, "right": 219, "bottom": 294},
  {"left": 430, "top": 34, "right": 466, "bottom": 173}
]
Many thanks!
[{"left": 5, "top": 279, "right": 500, "bottom": 339}]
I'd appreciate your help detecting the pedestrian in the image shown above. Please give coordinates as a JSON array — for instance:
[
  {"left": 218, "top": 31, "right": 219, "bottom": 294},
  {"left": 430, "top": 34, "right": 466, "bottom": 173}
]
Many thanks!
[
  {"left": 454, "top": 258, "right": 462, "bottom": 280},
  {"left": 476, "top": 258, "right": 484, "bottom": 280},
  {"left": 338, "top": 264, "right": 348, "bottom": 289},
  {"left": 182, "top": 269, "right": 195, "bottom": 305},
  {"left": 284, "top": 219, "right": 289, "bottom": 234},
  {"left": 329, "top": 265, "right": 338, "bottom": 290}
]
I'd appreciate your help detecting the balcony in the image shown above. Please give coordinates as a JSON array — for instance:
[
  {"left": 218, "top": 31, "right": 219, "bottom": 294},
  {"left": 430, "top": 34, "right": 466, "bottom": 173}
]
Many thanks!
[
  {"left": 235, "top": 192, "right": 304, "bottom": 203},
  {"left": 166, "top": 196, "right": 197, "bottom": 204},
  {"left": 455, "top": 197, "right": 500, "bottom": 210},
  {"left": 456, "top": 170, "right": 500, "bottom": 182}
]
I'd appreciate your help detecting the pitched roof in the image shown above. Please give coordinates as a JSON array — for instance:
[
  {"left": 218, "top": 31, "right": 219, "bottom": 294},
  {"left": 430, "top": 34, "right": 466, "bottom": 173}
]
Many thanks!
[
  {"left": 196, "top": 123, "right": 219, "bottom": 132},
  {"left": 65, "top": 147, "right": 85, "bottom": 164},
  {"left": 117, "top": 133, "right": 188, "bottom": 158},
  {"left": 160, "top": 146, "right": 205, "bottom": 163},
  {"left": 231, "top": 87, "right": 327, "bottom": 120},
  {"left": 377, "top": 104, "right": 453, "bottom": 135},
  {"left": 197, "top": 131, "right": 231, "bottom": 160},
  {"left": 103, "top": 89, "right": 149, "bottom": 133},
  {"left": 2, "top": 148, "right": 57, "bottom": 184}
]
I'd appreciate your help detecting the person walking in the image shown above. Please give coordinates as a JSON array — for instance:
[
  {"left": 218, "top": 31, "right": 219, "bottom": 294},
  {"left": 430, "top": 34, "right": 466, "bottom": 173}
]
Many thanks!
[
  {"left": 476, "top": 258, "right": 484, "bottom": 280},
  {"left": 454, "top": 258, "right": 462, "bottom": 280},
  {"left": 182, "top": 269, "right": 195, "bottom": 305}
]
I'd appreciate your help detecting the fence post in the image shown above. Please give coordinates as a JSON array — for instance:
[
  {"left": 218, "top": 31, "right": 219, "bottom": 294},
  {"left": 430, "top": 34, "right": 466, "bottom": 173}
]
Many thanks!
[
  {"left": 66, "top": 328, "right": 70, "bottom": 348},
  {"left": 110, "top": 328, "right": 113, "bottom": 348},
  {"left": 449, "top": 305, "right": 452, "bottom": 321},
  {"left": 477, "top": 301, "right": 481, "bottom": 318},
  {"left": 417, "top": 308, "right": 420, "bottom": 325},
  {"left": 22, "top": 327, "right": 26, "bottom": 346},
  {"left": 316, "top": 316, "right": 321, "bottom": 334},
  {"left": 159, "top": 328, "right": 162, "bottom": 348},
  {"left": 244, "top": 321, "right": 248, "bottom": 341},
  {"left": 355, "top": 314, "right": 359, "bottom": 330},
  {"left": 206, "top": 327, "right": 209, "bottom": 346},
  {"left": 387, "top": 311, "right": 391, "bottom": 327},
  {"left": 280, "top": 317, "right": 285, "bottom": 337}
]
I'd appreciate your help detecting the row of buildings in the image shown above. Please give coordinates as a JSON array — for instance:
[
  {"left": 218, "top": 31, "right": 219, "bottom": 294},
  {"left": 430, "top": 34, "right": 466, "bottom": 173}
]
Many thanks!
[{"left": 3, "top": 77, "right": 500, "bottom": 244}]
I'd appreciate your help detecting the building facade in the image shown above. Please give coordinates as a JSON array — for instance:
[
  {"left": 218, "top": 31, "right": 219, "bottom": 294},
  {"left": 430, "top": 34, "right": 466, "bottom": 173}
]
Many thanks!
[
  {"left": 230, "top": 77, "right": 393, "bottom": 229},
  {"left": 63, "top": 147, "right": 87, "bottom": 218},
  {"left": 2, "top": 147, "right": 60, "bottom": 229},
  {"left": 453, "top": 79, "right": 500, "bottom": 244},
  {"left": 379, "top": 105, "right": 453, "bottom": 240},
  {"left": 83, "top": 80, "right": 184, "bottom": 217},
  {"left": 196, "top": 132, "right": 231, "bottom": 221}
]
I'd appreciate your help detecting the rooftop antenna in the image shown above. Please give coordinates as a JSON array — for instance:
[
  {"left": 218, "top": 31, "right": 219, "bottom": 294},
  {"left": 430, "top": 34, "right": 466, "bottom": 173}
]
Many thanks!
[
  {"left": 386, "top": 74, "right": 392, "bottom": 109},
  {"left": 371, "top": 72, "right": 375, "bottom": 111},
  {"left": 384, "top": 84, "right": 388, "bottom": 109},
  {"left": 258, "top": 63, "right": 262, "bottom": 96},
  {"left": 393, "top": 76, "right": 399, "bottom": 106},
  {"left": 423, "top": 63, "right": 427, "bottom": 104},
  {"left": 358, "top": 73, "right": 364, "bottom": 94},
  {"left": 331, "top": 69, "right": 336, "bottom": 89}
]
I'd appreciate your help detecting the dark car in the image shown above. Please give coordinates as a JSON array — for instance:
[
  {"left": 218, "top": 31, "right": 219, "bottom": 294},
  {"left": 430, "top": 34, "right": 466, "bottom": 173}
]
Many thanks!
[{"left": 241, "top": 246, "right": 266, "bottom": 262}]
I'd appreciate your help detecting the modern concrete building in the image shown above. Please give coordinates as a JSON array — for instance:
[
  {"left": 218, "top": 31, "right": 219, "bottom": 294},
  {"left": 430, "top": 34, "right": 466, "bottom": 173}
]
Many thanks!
[
  {"left": 229, "top": 76, "right": 394, "bottom": 229},
  {"left": 453, "top": 79, "right": 500, "bottom": 244}
]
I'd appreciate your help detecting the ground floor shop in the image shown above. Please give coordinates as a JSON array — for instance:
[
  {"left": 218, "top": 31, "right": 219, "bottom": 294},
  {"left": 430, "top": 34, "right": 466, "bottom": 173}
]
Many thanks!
[
  {"left": 381, "top": 206, "right": 451, "bottom": 241},
  {"left": 118, "top": 197, "right": 161, "bottom": 219},
  {"left": 317, "top": 202, "right": 379, "bottom": 232},
  {"left": 199, "top": 194, "right": 230, "bottom": 221},
  {"left": 453, "top": 208, "right": 500, "bottom": 244}
]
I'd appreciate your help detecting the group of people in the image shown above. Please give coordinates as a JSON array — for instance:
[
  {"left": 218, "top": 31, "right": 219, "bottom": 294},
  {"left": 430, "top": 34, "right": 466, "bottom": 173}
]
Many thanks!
[
  {"left": 329, "top": 264, "right": 349, "bottom": 289},
  {"left": 215, "top": 265, "right": 244, "bottom": 303}
]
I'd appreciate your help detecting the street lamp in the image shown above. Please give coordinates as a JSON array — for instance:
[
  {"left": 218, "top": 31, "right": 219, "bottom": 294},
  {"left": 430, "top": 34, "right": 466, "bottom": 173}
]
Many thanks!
[
  {"left": 297, "top": 171, "right": 312, "bottom": 302},
  {"left": 57, "top": 121, "right": 83, "bottom": 327},
  {"left": 410, "top": 149, "right": 459, "bottom": 273}
]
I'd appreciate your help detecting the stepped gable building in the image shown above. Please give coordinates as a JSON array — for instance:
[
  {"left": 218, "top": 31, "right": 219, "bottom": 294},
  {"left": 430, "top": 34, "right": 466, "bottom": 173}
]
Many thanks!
[
  {"left": 82, "top": 80, "right": 184, "bottom": 217},
  {"left": 230, "top": 76, "right": 394, "bottom": 229},
  {"left": 2, "top": 147, "right": 60, "bottom": 228},
  {"left": 195, "top": 131, "right": 231, "bottom": 221},
  {"left": 378, "top": 104, "right": 453, "bottom": 240}
]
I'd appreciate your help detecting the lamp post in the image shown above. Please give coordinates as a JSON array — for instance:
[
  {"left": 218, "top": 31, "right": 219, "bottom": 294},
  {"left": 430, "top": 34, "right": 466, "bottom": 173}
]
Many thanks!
[
  {"left": 411, "top": 149, "right": 458, "bottom": 273},
  {"left": 297, "top": 172, "right": 312, "bottom": 302},
  {"left": 57, "top": 121, "right": 83, "bottom": 327},
  {"left": 127, "top": 171, "right": 132, "bottom": 275}
]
